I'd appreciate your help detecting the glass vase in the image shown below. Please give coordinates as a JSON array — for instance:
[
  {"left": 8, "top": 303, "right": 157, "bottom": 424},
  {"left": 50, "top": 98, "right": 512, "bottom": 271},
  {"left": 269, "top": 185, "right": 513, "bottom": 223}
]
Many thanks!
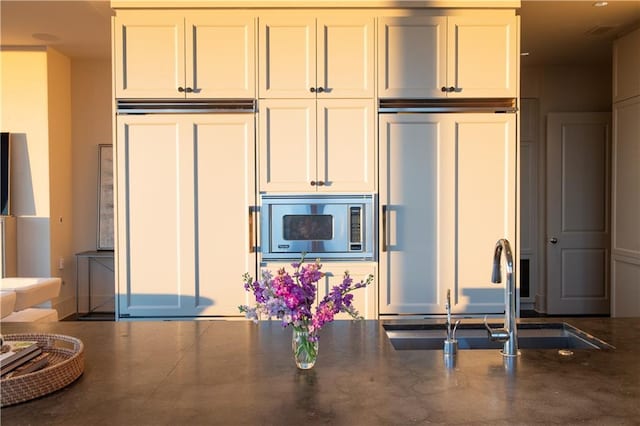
[{"left": 292, "top": 327, "right": 318, "bottom": 369}]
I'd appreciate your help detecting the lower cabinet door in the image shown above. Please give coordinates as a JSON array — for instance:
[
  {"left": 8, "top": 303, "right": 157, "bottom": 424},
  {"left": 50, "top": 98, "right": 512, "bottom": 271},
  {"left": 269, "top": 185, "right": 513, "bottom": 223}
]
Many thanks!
[
  {"left": 259, "top": 261, "right": 377, "bottom": 320},
  {"left": 116, "top": 114, "right": 256, "bottom": 318}
]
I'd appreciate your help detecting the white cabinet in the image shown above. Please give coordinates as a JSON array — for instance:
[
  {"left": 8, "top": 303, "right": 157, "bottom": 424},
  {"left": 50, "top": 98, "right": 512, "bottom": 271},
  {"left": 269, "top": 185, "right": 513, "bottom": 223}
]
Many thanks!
[
  {"left": 260, "top": 262, "right": 377, "bottom": 320},
  {"left": 318, "top": 263, "right": 377, "bottom": 320},
  {"left": 114, "top": 11, "right": 255, "bottom": 99},
  {"left": 116, "top": 114, "right": 256, "bottom": 318},
  {"left": 259, "top": 13, "right": 374, "bottom": 99},
  {"left": 378, "top": 13, "right": 518, "bottom": 98},
  {"left": 258, "top": 98, "right": 376, "bottom": 192},
  {"left": 613, "top": 28, "right": 640, "bottom": 103},
  {"left": 379, "top": 113, "right": 516, "bottom": 315}
]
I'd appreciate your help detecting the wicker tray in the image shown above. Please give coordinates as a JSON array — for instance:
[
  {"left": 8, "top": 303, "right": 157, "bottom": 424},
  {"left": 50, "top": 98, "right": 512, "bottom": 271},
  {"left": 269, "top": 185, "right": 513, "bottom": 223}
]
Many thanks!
[{"left": 1, "top": 333, "right": 84, "bottom": 407}]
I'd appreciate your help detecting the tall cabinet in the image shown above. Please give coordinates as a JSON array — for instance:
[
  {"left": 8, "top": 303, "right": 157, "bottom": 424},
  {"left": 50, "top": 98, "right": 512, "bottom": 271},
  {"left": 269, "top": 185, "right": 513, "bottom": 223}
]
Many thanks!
[
  {"left": 379, "top": 113, "right": 517, "bottom": 315},
  {"left": 611, "top": 28, "right": 640, "bottom": 317},
  {"left": 116, "top": 114, "right": 256, "bottom": 318}
]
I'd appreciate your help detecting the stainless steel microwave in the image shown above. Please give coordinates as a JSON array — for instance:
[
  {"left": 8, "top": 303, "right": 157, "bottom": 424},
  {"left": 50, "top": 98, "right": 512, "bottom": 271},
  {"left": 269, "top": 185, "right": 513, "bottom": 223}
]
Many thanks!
[{"left": 260, "top": 194, "right": 375, "bottom": 261}]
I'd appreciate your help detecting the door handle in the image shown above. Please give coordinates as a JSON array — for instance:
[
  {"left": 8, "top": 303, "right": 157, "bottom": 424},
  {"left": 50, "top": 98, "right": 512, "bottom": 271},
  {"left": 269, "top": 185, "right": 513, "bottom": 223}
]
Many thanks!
[
  {"left": 248, "top": 207, "right": 256, "bottom": 253},
  {"left": 549, "top": 237, "right": 558, "bottom": 244},
  {"left": 382, "top": 205, "right": 388, "bottom": 252}
]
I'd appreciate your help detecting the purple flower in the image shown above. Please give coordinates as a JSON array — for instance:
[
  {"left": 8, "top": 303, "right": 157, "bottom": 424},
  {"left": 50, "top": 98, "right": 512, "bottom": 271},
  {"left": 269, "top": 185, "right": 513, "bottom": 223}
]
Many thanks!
[{"left": 239, "top": 258, "right": 373, "bottom": 342}]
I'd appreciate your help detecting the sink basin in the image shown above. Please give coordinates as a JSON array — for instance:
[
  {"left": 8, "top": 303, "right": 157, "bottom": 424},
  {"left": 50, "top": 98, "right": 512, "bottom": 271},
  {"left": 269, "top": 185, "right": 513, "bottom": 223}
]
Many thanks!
[{"left": 384, "top": 322, "right": 615, "bottom": 351}]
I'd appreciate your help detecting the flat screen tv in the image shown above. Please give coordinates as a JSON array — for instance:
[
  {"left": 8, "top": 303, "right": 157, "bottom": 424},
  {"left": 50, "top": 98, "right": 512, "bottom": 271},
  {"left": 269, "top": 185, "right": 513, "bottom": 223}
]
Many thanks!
[{"left": 1, "top": 132, "right": 10, "bottom": 215}]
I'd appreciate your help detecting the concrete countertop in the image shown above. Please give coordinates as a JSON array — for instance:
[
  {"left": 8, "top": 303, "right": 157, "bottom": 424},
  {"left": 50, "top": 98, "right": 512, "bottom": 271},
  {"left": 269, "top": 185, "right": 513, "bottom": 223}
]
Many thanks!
[{"left": 1, "top": 317, "right": 638, "bottom": 425}]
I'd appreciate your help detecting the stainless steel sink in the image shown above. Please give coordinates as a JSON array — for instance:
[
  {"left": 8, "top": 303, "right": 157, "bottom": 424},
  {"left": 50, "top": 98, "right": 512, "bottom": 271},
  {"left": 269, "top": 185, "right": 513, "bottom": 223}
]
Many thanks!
[{"left": 383, "top": 322, "right": 615, "bottom": 351}]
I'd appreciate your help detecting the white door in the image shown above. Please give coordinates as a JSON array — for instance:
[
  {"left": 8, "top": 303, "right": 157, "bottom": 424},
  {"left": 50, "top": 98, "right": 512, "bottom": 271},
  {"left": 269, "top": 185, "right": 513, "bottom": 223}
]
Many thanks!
[
  {"left": 114, "top": 11, "right": 186, "bottom": 99},
  {"left": 377, "top": 16, "right": 447, "bottom": 98},
  {"left": 116, "top": 114, "right": 256, "bottom": 318},
  {"left": 317, "top": 99, "right": 375, "bottom": 192},
  {"left": 378, "top": 114, "right": 454, "bottom": 314},
  {"left": 546, "top": 113, "right": 611, "bottom": 315},
  {"left": 447, "top": 15, "right": 518, "bottom": 98},
  {"left": 186, "top": 13, "right": 256, "bottom": 98},
  {"left": 259, "top": 14, "right": 316, "bottom": 98},
  {"left": 317, "top": 15, "right": 375, "bottom": 98},
  {"left": 318, "top": 263, "right": 377, "bottom": 320},
  {"left": 258, "top": 99, "right": 316, "bottom": 192},
  {"left": 454, "top": 113, "right": 517, "bottom": 314},
  {"left": 379, "top": 113, "right": 515, "bottom": 315}
]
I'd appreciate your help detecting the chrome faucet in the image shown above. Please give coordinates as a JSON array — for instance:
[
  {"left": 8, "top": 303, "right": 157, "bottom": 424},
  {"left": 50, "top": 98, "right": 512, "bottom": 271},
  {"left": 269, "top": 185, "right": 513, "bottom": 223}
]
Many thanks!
[{"left": 484, "top": 238, "right": 519, "bottom": 357}]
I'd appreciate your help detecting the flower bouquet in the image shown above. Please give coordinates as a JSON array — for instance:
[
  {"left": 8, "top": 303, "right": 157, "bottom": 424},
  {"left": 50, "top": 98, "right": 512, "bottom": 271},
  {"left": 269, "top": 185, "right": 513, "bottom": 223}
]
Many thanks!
[{"left": 239, "top": 259, "right": 373, "bottom": 369}]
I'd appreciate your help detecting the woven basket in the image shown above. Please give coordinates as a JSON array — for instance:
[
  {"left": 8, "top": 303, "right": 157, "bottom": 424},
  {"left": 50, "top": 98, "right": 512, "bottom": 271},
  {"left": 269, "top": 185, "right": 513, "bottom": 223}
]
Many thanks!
[{"left": 1, "top": 333, "right": 84, "bottom": 407}]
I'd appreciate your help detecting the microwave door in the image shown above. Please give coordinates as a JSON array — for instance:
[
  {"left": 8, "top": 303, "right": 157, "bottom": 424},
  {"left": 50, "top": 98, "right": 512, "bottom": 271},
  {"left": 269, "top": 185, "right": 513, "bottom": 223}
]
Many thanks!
[{"left": 270, "top": 204, "right": 346, "bottom": 254}]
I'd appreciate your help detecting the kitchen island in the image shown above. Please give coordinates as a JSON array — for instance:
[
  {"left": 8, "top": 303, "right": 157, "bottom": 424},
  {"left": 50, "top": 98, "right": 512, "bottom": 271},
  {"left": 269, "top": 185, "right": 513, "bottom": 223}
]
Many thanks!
[{"left": 1, "top": 318, "right": 638, "bottom": 425}]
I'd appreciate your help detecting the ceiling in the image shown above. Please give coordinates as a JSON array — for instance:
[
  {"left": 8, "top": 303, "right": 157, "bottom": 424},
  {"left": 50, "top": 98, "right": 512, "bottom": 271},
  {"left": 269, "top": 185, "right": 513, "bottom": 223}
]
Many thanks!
[{"left": 1, "top": 1, "right": 639, "bottom": 65}]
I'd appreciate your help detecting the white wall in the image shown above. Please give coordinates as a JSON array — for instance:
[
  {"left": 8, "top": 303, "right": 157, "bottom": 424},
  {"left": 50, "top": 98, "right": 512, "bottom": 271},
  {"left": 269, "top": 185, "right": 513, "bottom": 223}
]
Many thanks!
[
  {"left": 71, "top": 58, "right": 112, "bottom": 252},
  {"left": 520, "top": 64, "right": 612, "bottom": 313},
  {"left": 1, "top": 49, "right": 112, "bottom": 319},
  {"left": 1, "top": 49, "right": 53, "bottom": 277}
]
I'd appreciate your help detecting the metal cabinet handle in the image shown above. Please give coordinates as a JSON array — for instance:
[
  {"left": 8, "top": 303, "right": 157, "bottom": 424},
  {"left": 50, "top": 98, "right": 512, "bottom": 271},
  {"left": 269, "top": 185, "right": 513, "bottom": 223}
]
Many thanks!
[
  {"left": 382, "top": 205, "right": 388, "bottom": 252},
  {"left": 317, "top": 87, "right": 324, "bottom": 93},
  {"left": 310, "top": 181, "right": 316, "bottom": 186},
  {"left": 178, "top": 87, "right": 185, "bottom": 93},
  {"left": 448, "top": 86, "right": 456, "bottom": 92},
  {"left": 316, "top": 181, "right": 325, "bottom": 186},
  {"left": 248, "top": 207, "right": 256, "bottom": 253},
  {"left": 310, "top": 87, "right": 316, "bottom": 93},
  {"left": 441, "top": 86, "right": 448, "bottom": 92},
  {"left": 440, "top": 87, "right": 456, "bottom": 93},
  {"left": 185, "top": 87, "right": 193, "bottom": 93},
  {"left": 549, "top": 237, "right": 558, "bottom": 244}
]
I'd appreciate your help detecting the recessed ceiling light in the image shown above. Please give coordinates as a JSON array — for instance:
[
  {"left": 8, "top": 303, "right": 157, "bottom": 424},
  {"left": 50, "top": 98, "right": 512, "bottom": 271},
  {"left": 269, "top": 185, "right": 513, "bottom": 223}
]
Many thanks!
[{"left": 593, "top": 1, "right": 608, "bottom": 7}]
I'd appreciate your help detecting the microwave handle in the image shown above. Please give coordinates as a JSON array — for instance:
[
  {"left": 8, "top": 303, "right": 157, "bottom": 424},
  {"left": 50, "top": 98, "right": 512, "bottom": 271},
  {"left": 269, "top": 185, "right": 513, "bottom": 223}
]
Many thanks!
[{"left": 381, "top": 205, "right": 388, "bottom": 252}]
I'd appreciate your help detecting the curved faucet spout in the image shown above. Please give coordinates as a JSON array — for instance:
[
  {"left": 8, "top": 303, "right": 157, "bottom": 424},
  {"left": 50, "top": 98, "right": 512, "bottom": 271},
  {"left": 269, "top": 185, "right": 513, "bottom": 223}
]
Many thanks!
[{"left": 491, "top": 238, "right": 518, "bottom": 357}]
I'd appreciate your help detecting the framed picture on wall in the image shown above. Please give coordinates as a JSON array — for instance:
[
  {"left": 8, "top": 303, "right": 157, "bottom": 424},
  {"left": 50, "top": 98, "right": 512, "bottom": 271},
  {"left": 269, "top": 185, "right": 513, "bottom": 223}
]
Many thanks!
[{"left": 97, "top": 144, "right": 114, "bottom": 250}]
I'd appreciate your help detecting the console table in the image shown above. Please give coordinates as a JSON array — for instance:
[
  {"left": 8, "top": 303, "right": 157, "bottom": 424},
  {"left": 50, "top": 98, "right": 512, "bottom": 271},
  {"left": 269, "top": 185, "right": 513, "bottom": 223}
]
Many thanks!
[{"left": 75, "top": 250, "right": 114, "bottom": 320}]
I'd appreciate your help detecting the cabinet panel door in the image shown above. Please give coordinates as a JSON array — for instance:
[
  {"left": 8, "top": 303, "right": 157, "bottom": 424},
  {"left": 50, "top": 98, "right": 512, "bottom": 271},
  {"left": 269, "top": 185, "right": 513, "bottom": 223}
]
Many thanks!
[
  {"left": 259, "top": 15, "right": 316, "bottom": 98},
  {"left": 318, "top": 263, "right": 377, "bottom": 320},
  {"left": 116, "top": 115, "right": 196, "bottom": 317},
  {"left": 117, "top": 115, "right": 256, "bottom": 318},
  {"left": 258, "top": 99, "right": 316, "bottom": 192},
  {"left": 377, "top": 16, "right": 447, "bottom": 98},
  {"left": 114, "top": 12, "right": 185, "bottom": 99},
  {"left": 194, "top": 115, "right": 256, "bottom": 315},
  {"left": 378, "top": 114, "right": 454, "bottom": 314},
  {"left": 186, "top": 13, "right": 256, "bottom": 98},
  {"left": 447, "top": 15, "right": 517, "bottom": 98},
  {"left": 454, "top": 114, "right": 516, "bottom": 313},
  {"left": 613, "top": 28, "right": 640, "bottom": 102},
  {"left": 317, "top": 16, "right": 375, "bottom": 98},
  {"left": 317, "top": 99, "right": 376, "bottom": 192}
]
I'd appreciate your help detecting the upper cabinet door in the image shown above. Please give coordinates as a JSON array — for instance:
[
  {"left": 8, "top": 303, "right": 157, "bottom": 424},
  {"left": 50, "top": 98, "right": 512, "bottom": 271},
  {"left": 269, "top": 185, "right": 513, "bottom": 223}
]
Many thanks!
[
  {"left": 114, "top": 12, "right": 186, "bottom": 99},
  {"left": 259, "top": 15, "right": 316, "bottom": 98},
  {"left": 114, "top": 11, "right": 255, "bottom": 99},
  {"left": 317, "top": 99, "right": 376, "bottom": 192},
  {"left": 259, "top": 13, "right": 374, "bottom": 99},
  {"left": 447, "top": 15, "right": 518, "bottom": 98},
  {"left": 613, "top": 28, "right": 640, "bottom": 103},
  {"left": 185, "top": 13, "right": 256, "bottom": 99},
  {"left": 317, "top": 16, "right": 375, "bottom": 98},
  {"left": 258, "top": 99, "right": 316, "bottom": 192},
  {"left": 378, "top": 16, "right": 447, "bottom": 98}
]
